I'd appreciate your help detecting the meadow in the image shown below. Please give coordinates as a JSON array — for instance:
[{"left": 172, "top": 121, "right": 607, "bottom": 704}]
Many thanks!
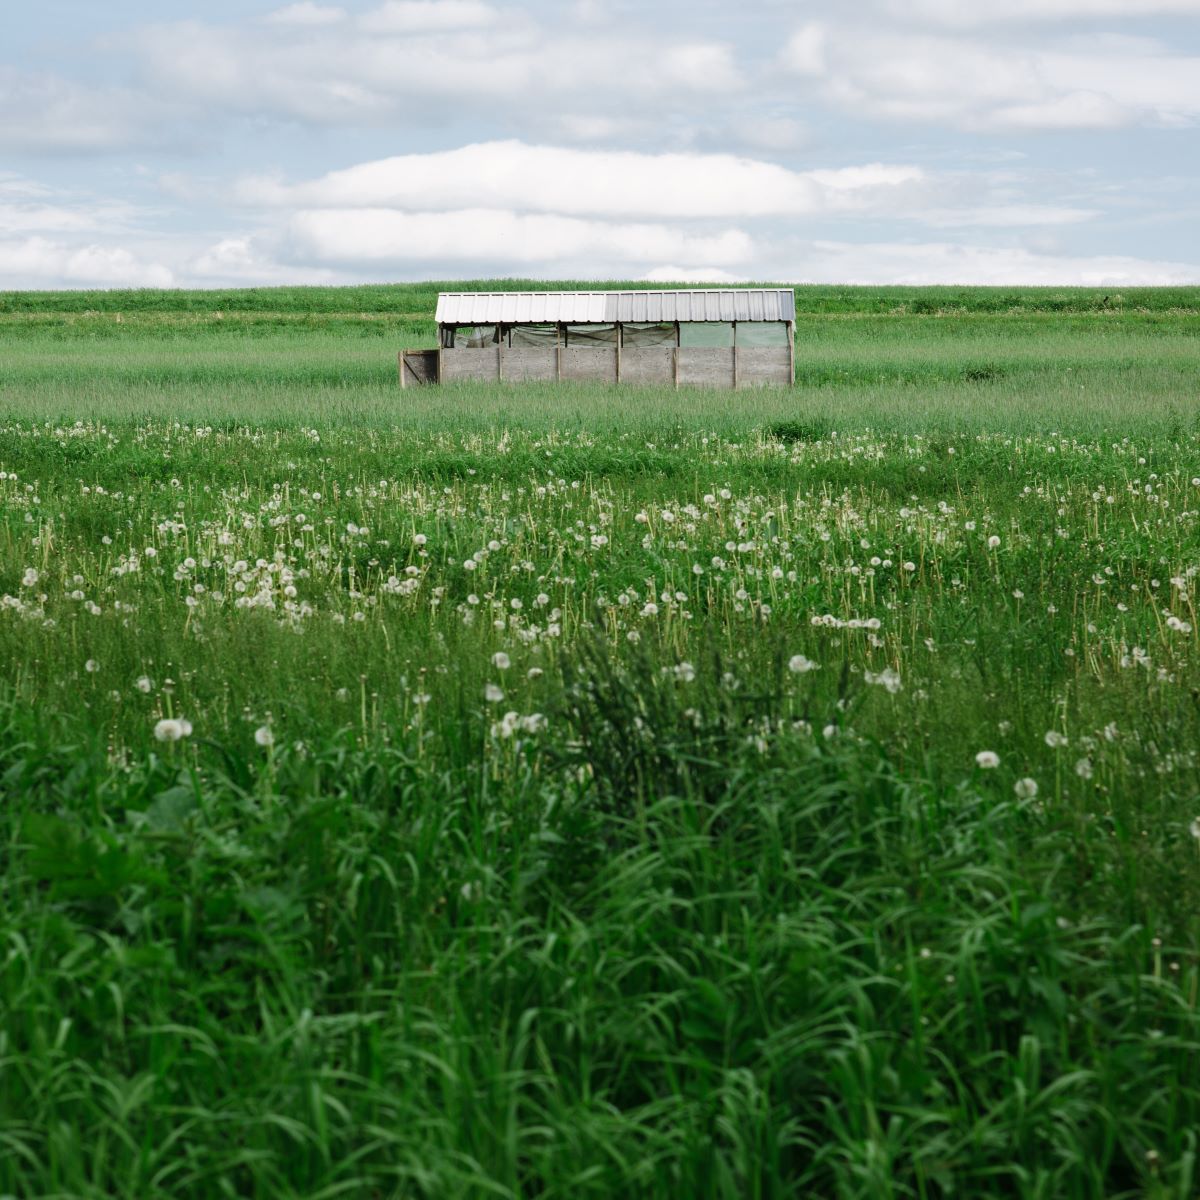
[{"left": 1, "top": 282, "right": 1199, "bottom": 1198}]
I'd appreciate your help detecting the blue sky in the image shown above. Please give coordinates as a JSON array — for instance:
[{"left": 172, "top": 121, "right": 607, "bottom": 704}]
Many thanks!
[{"left": 2, "top": 0, "right": 1199, "bottom": 287}]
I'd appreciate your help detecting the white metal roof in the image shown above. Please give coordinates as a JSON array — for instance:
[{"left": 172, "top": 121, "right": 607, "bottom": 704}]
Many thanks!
[{"left": 436, "top": 289, "right": 794, "bottom": 325}]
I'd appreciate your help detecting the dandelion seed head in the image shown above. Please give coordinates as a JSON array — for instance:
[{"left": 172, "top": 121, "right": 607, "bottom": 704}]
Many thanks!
[
  {"left": 975, "top": 750, "right": 1000, "bottom": 769},
  {"left": 153, "top": 717, "right": 192, "bottom": 743}
]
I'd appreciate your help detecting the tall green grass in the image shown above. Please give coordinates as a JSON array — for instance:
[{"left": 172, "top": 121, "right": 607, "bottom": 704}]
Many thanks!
[{"left": 1, "top": 287, "right": 1199, "bottom": 1197}]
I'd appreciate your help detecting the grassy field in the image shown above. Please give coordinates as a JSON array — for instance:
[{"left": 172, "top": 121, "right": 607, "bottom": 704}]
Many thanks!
[{"left": 2, "top": 283, "right": 1200, "bottom": 1198}]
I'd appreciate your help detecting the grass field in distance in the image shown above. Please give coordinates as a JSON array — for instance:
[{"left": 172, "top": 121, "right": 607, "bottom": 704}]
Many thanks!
[{"left": 1, "top": 282, "right": 1199, "bottom": 1198}]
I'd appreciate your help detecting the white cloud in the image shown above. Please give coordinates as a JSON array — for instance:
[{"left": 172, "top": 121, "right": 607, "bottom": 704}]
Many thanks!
[
  {"left": 0, "top": 236, "right": 174, "bottom": 287},
  {"left": 189, "top": 236, "right": 339, "bottom": 284},
  {"left": 890, "top": 0, "right": 1200, "bottom": 24},
  {"left": 781, "top": 22, "right": 1200, "bottom": 129},
  {"left": 785, "top": 239, "right": 1200, "bottom": 285},
  {"left": 239, "top": 141, "right": 926, "bottom": 220},
  {"left": 0, "top": 69, "right": 158, "bottom": 152},
  {"left": 357, "top": 1, "right": 500, "bottom": 32},
  {"left": 918, "top": 204, "right": 1097, "bottom": 227},
  {"left": 660, "top": 44, "right": 742, "bottom": 91},
  {"left": 781, "top": 23, "right": 826, "bottom": 75},
  {"left": 0, "top": 203, "right": 104, "bottom": 235},
  {"left": 643, "top": 266, "right": 746, "bottom": 283},
  {"left": 264, "top": 3, "right": 347, "bottom": 25},
  {"left": 285, "top": 207, "right": 754, "bottom": 266},
  {"left": 120, "top": 9, "right": 742, "bottom": 128}
]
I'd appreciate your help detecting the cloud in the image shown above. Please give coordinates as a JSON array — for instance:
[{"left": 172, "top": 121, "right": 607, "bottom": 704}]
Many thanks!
[
  {"left": 0, "top": 236, "right": 174, "bottom": 287},
  {"left": 264, "top": 3, "right": 347, "bottom": 25},
  {"left": 0, "top": 69, "right": 160, "bottom": 153},
  {"left": 285, "top": 208, "right": 755, "bottom": 267},
  {"left": 120, "top": 9, "right": 742, "bottom": 129},
  {"left": 889, "top": 0, "right": 1200, "bottom": 24},
  {"left": 785, "top": 239, "right": 1200, "bottom": 285},
  {"left": 780, "top": 21, "right": 1200, "bottom": 129},
  {"left": 189, "top": 236, "right": 339, "bottom": 284},
  {"left": 917, "top": 204, "right": 1098, "bottom": 227},
  {"left": 238, "top": 141, "right": 926, "bottom": 220},
  {"left": 357, "top": 1, "right": 501, "bottom": 32},
  {"left": 642, "top": 266, "right": 746, "bottom": 284}
]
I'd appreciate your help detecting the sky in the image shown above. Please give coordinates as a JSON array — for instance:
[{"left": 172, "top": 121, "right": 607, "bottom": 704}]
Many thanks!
[{"left": 2, "top": 0, "right": 1199, "bottom": 288}]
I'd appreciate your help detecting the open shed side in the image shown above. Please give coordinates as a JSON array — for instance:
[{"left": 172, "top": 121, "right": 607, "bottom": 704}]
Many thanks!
[{"left": 399, "top": 289, "right": 795, "bottom": 389}]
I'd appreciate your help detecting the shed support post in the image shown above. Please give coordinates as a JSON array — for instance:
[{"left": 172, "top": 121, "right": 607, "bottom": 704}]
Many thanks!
[
  {"left": 615, "top": 323, "right": 621, "bottom": 385},
  {"left": 788, "top": 320, "right": 795, "bottom": 387},
  {"left": 496, "top": 344, "right": 503, "bottom": 382},
  {"left": 672, "top": 346, "right": 679, "bottom": 389},
  {"left": 437, "top": 347, "right": 443, "bottom": 386},
  {"left": 398, "top": 351, "right": 405, "bottom": 388},
  {"left": 733, "top": 346, "right": 739, "bottom": 391}
]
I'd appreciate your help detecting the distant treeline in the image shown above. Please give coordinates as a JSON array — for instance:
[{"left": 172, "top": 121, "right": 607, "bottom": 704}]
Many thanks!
[{"left": 3, "top": 281, "right": 1199, "bottom": 316}]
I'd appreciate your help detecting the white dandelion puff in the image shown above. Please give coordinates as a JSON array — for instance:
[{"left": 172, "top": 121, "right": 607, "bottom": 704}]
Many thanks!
[
  {"left": 863, "top": 667, "right": 902, "bottom": 694},
  {"left": 975, "top": 750, "right": 1000, "bottom": 769},
  {"left": 254, "top": 725, "right": 275, "bottom": 748},
  {"left": 1014, "top": 778, "right": 1039, "bottom": 799},
  {"left": 788, "top": 654, "right": 818, "bottom": 674},
  {"left": 153, "top": 717, "right": 192, "bottom": 743}
]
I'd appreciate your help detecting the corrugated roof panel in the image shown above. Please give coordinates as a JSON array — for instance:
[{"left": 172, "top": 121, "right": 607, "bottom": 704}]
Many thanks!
[{"left": 435, "top": 289, "right": 794, "bottom": 324}]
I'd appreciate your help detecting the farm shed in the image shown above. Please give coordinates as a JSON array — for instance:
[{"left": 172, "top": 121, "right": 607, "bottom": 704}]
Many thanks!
[{"left": 399, "top": 289, "right": 795, "bottom": 389}]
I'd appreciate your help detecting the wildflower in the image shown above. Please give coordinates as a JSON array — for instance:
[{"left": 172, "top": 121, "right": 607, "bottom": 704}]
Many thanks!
[
  {"left": 975, "top": 750, "right": 1000, "bottom": 769},
  {"left": 1075, "top": 757, "right": 1094, "bottom": 780},
  {"left": 84, "top": 659, "right": 99, "bottom": 673},
  {"left": 485, "top": 683, "right": 504, "bottom": 703},
  {"left": 413, "top": 533, "right": 427, "bottom": 546},
  {"left": 254, "top": 725, "right": 274, "bottom": 747},
  {"left": 1044, "top": 730, "right": 1068, "bottom": 748},
  {"left": 788, "top": 654, "right": 817, "bottom": 674},
  {"left": 491, "top": 652, "right": 511, "bottom": 670},
  {"left": 153, "top": 717, "right": 192, "bottom": 743},
  {"left": 1014, "top": 778, "right": 1038, "bottom": 799},
  {"left": 1189, "top": 817, "right": 1200, "bottom": 840},
  {"left": 21, "top": 568, "right": 38, "bottom": 588},
  {"left": 135, "top": 676, "right": 153, "bottom": 693},
  {"left": 864, "top": 667, "right": 902, "bottom": 694},
  {"left": 674, "top": 662, "right": 696, "bottom": 683},
  {"left": 987, "top": 535, "right": 1001, "bottom": 549}
]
